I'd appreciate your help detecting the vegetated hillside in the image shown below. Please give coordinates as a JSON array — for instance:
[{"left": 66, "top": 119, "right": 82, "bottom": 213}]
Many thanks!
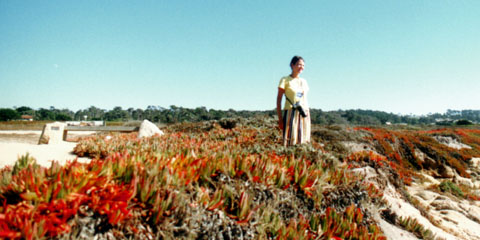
[
  {"left": 1, "top": 117, "right": 480, "bottom": 239},
  {"left": 3, "top": 105, "right": 480, "bottom": 125}
]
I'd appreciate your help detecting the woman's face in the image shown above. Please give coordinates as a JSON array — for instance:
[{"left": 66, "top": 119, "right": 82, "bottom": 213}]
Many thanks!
[{"left": 291, "top": 59, "right": 305, "bottom": 75}]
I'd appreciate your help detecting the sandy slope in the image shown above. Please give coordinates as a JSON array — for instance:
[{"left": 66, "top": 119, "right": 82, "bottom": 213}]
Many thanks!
[{"left": 0, "top": 131, "right": 91, "bottom": 168}]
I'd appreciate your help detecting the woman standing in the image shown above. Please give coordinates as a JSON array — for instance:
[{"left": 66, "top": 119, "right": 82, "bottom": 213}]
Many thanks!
[{"left": 276, "top": 56, "right": 311, "bottom": 146}]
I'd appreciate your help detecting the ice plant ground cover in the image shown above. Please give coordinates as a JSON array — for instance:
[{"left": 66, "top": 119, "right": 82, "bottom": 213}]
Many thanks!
[{"left": 1, "top": 117, "right": 480, "bottom": 239}]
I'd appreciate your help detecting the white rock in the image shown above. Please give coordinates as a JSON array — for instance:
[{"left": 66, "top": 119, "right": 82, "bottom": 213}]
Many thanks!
[
  {"left": 383, "top": 184, "right": 458, "bottom": 240},
  {"left": 415, "top": 148, "right": 426, "bottom": 162},
  {"left": 342, "top": 141, "right": 374, "bottom": 153},
  {"left": 421, "top": 172, "right": 441, "bottom": 186},
  {"left": 454, "top": 173, "right": 474, "bottom": 188},
  {"left": 434, "top": 136, "right": 472, "bottom": 150},
  {"left": 38, "top": 122, "right": 67, "bottom": 145},
  {"left": 471, "top": 158, "right": 480, "bottom": 169},
  {"left": 138, "top": 120, "right": 164, "bottom": 138},
  {"left": 352, "top": 166, "right": 377, "bottom": 180},
  {"left": 415, "top": 189, "right": 438, "bottom": 202},
  {"left": 439, "top": 165, "right": 455, "bottom": 178},
  {"left": 431, "top": 198, "right": 459, "bottom": 211},
  {"left": 459, "top": 200, "right": 480, "bottom": 222},
  {"left": 372, "top": 211, "right": 418, "bottom": 240},
  {"left": 439, "top": 210, "right": 480, "bottom": 240}
]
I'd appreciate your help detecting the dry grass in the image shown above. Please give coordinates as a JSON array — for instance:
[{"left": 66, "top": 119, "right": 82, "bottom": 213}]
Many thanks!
[{"left": 0, "top": 121, "right": 52, "bottom": 130}]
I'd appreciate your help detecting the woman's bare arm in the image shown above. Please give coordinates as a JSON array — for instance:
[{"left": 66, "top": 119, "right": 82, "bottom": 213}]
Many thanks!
[{"left": 276, "top": 87, "right": 285, "bottom": 130}]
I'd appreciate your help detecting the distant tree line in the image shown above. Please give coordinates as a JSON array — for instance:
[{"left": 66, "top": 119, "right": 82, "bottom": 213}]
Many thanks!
[{"left": 1, "top": 106, "right": 479, "bottom": 125}]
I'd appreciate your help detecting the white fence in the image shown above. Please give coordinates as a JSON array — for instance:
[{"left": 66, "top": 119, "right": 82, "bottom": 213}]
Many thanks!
[{"left": 65, "top": 121, "right": 105, "bottom": 126}]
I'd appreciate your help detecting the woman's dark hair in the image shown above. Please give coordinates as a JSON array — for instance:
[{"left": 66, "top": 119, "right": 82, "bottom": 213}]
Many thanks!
[{"left": 290, "top": 56, "right": 304, "bottom": 67}]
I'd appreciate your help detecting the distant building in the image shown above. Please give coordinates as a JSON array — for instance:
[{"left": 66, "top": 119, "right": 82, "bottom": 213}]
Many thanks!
[
  {"left": 435, "top": 118, "right": 452, "bottom": 122},
  {"left": 21, "top": 115, "right": 33, "bottom": 121}
]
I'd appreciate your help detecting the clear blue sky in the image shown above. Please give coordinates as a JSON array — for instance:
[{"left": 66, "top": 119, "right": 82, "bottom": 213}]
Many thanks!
[{"left": 1, "top": 1, "right": 479, "bottom": 115}]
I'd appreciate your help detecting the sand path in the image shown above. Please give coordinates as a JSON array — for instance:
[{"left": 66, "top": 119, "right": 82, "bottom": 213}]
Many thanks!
[{"left": 0, "top": 131, "right": 91, "bottom": 168}]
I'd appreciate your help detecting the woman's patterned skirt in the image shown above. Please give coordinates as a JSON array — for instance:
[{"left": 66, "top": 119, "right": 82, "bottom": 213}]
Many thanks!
[{"left": 282, "top": 108, "right": 311, "bottom": 146}]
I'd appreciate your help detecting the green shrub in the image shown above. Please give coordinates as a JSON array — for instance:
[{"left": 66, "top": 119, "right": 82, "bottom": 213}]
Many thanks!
[
  {"left": 439, "top": 180, "right": 464, "bottom": 198},
  {"left": 12, "top": 153, "right": 38, "bottom": 175},
  {"left": 456, "top": 119, "right": 473, "bottom": 125}
]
